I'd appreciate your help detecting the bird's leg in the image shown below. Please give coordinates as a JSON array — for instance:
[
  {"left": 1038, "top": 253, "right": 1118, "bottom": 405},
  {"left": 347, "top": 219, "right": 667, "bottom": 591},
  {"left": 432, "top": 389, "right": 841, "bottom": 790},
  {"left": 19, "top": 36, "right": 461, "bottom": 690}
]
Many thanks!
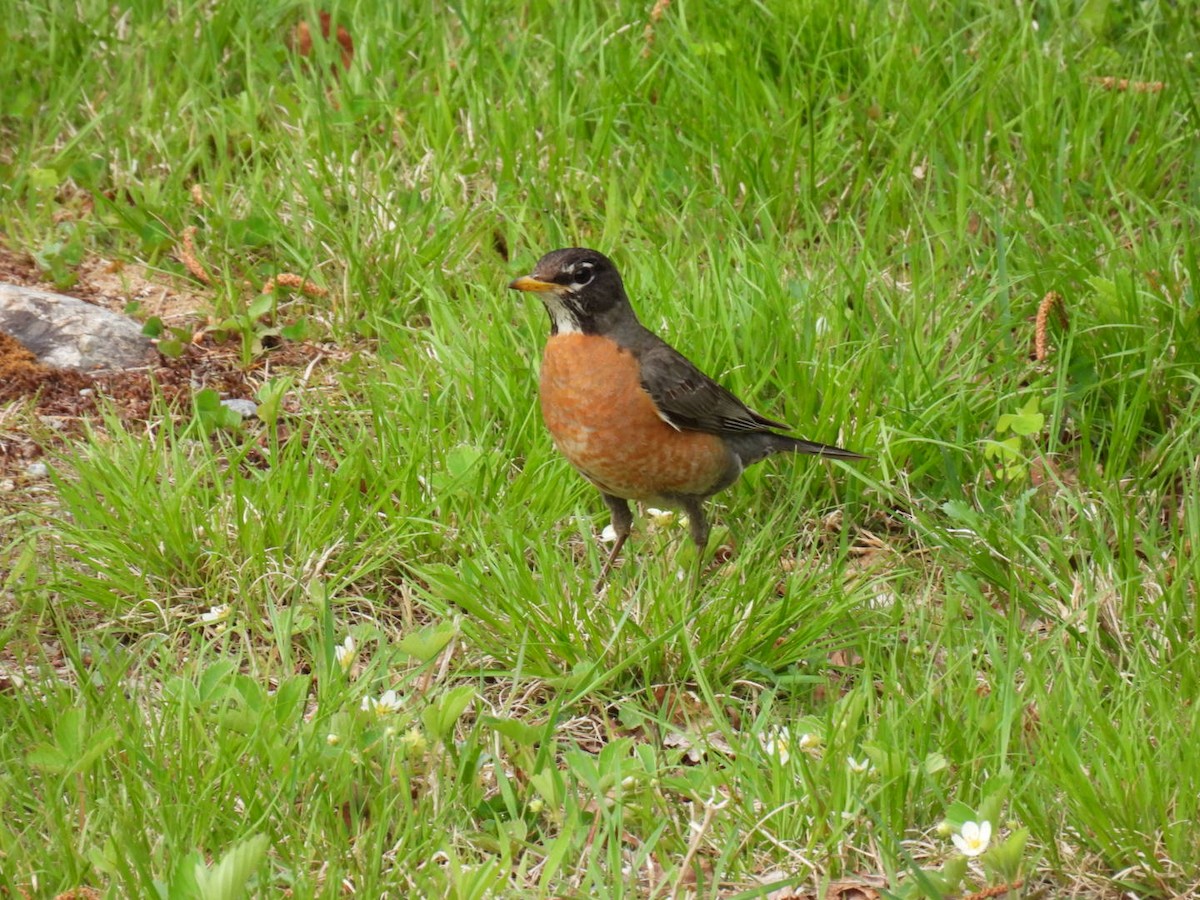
[
  {"left": 681, "top": 498, "right": 710, "bottom": 595},
  {"left": 596, "top": 493, "right": 634, "bottom": 591}
]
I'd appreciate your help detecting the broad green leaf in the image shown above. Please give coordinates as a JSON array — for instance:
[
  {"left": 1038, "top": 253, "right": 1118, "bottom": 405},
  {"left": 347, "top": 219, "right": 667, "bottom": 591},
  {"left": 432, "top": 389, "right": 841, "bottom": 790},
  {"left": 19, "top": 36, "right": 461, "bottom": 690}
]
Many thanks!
[
  {"left": 985, "top": 826, "right": 1029, "bottom": 880},
  {"left": 194, "top": 388, "right": 222, "bottom": 412},
  {"left": 941, "top": 499, "right": 980, "bottom": 527},
  {"left": 482, "top": 715, "right": 544, "bottom": 747},
  {"left": 396, "top": 620, "right": 458, "bottom": 663},
  {"left": 529, "top": 767, "right": 565, "bottom": 808},
  {"left": 940, "top": 854, "right": 968, "bottom": 890},
  {"left": 26, "top": 744, "right": 71, "bottom": 773},
  {"left": 29, "top": 167, "right": 59, "bottom": 190},
  {"left": 271, "top": 676, "right": 311, "bottom": 727},
  {"left": 157, "top": 338, "right": 185, "bottom": 358},
  {"left": 194, "top": 833, "right": 270, "bottom": 900},
  {"left": 422, "top": 684, "right": 476, "bottom": 742},
  {"left": 247, "top": 295, "right": 274, "bottom": 321},
  {"left": 942, "top": 800, "right": 976, "bottom": 828},
  {"left": 280, "top": 320, "right": 310, "bottom": 341},
  {"left": 198, "top": 660, "right": 238, "bottom": 704},
  {"left": 923, "top": 751, "right": 949, "bottom": 775}
]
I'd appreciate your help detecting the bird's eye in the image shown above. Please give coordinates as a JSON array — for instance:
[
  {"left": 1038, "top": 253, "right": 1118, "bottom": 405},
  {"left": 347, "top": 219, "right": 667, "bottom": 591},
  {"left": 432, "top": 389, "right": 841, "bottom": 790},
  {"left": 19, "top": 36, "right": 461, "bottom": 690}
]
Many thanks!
[{"left": 575, "top": 263, "right": 595, "bottom": 286}]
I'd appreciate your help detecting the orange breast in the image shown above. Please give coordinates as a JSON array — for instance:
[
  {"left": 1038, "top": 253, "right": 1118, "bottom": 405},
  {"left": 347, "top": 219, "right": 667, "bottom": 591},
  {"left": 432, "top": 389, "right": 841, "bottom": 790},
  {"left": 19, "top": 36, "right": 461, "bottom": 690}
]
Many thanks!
[{"left": 539, "top": 334, "right": 733, "bottom": 501}]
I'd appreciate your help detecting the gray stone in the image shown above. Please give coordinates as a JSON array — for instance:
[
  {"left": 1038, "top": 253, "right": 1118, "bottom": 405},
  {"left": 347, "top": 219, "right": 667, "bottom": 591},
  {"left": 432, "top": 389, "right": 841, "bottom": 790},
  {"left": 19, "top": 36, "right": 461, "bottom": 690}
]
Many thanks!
[
  {"left": 0, "top": 283, "right": 155, "bottom": 371},
  {"left": 220, "top": 398, "right": 259, "bottom": 419}
]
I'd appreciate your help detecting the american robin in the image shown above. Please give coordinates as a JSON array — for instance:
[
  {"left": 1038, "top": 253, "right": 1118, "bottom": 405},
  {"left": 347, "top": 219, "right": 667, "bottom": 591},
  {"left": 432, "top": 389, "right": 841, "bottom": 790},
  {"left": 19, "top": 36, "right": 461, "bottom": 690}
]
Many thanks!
[{"left": 509, "top": 247, "right": 865, "bottom": 585}]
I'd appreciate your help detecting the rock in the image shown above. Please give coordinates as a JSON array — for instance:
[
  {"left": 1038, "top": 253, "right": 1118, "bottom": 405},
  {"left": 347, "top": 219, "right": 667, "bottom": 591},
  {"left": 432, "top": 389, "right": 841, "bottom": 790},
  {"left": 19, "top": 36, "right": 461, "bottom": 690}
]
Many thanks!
[
  {"left": 25, "top": 462, "right": 49, "bottom": 478},
  {"left": 0, "top": 283, "right": 155, "bottom": 371},
  {"left": 220, "top": 398, "right": 259, "bottom": 419}
]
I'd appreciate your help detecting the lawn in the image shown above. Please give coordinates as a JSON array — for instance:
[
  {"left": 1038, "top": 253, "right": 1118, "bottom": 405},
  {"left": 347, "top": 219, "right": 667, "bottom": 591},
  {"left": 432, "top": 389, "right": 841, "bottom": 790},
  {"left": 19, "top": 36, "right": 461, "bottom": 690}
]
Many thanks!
[{"left": 2, "top": 1, "right": 1199, "bottom": 897}]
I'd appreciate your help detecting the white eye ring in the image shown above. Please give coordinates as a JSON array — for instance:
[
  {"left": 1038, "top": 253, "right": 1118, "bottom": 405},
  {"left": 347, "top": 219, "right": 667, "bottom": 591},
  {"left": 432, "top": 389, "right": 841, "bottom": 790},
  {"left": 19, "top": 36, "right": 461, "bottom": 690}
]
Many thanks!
[{"left": 575, "top": 263, "right": 595, "bottom": 285}]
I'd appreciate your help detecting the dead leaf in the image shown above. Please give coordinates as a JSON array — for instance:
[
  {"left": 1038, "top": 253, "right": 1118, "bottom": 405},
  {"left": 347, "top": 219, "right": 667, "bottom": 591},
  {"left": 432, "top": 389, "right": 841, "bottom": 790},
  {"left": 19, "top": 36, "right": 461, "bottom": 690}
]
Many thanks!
[{"left": 826, "top": 875, "right": 886, "bottom": 899}]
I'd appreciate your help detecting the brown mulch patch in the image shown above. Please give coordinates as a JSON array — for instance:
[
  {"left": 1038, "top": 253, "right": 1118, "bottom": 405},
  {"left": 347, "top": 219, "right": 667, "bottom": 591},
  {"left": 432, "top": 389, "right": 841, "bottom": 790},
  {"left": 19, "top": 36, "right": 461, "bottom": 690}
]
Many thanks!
[
  {"left": 0, "top": 331, "right": 89, "bottom": 400},
  {"left": 0, "top": 246, "right": 43, "bottom": 287},
  {"left": 0, "top": 328, "right": 330, "bottom": 485},
  {"left": 0, "top": 244, "right": 338, "bottom": 485},
  {"left": 1, "top": 332, "right": 324, "bottom": 423},
  {"left": 1, "top": 266, "right": 328, "bottom": 487}
]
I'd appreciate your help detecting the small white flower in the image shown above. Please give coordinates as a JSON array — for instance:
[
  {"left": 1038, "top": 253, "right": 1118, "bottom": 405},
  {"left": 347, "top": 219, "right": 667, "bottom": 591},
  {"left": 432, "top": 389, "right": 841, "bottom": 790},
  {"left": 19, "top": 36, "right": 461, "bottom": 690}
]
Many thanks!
[
  {"left": 951, "top": 820, "right": 992, "bottom": 857},
  {"left": 761, "top": 727, "right": 824, "bottom": 765},
  {"left": 361, "top": 689, "right": 403, "bottom": 717},
  {"left": 759, "top": 727, "right": 792, "bottom": 764},
  {"left": 199, "top": 604, "right": 231, "bottom": 624},
  {"left": 335, "top": 635, "right": 356, "bottom": 673},
  {"left": 846, "top": 755, "right": 872, "bottom": 774},
  {"left": 326, "top": 733, "right": 341, "bottom": 746},
  {"left": 377, "top": 690, "right": 402, "bottom": 713},
  {"left": 645, "top": 507, "right": 676, "bottom": 528}
]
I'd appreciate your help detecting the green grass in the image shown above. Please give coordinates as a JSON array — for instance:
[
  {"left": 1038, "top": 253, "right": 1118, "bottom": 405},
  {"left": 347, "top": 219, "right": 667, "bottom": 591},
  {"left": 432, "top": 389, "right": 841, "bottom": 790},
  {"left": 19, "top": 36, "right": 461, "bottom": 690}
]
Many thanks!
[{"left": 2, "top": 0, "right": 1200, "bottom": 896}]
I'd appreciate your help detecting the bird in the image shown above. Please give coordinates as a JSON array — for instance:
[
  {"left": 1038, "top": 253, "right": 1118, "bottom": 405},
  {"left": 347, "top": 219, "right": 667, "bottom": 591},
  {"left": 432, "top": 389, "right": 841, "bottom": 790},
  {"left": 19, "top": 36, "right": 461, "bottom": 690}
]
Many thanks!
[{"left": 508, "top": 247, "right": 865, "bottom": 587}]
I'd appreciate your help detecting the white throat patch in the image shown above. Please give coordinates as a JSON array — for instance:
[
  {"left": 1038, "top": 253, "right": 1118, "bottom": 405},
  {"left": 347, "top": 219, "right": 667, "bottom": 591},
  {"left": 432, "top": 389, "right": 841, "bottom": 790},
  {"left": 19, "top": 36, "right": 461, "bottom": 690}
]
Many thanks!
[{"left": 543, "top": 293, "right": 582, "bottom": 334}]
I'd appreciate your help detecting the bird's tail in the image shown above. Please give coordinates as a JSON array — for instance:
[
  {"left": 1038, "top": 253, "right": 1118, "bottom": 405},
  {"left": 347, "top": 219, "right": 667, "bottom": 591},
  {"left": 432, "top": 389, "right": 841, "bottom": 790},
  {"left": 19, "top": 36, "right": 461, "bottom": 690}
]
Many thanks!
[
  {"left": 777, "top": 436, "right": 868, "bottom": 461},
  {"left": 729, "top": 432, "right": 868, "bottom": 468}
]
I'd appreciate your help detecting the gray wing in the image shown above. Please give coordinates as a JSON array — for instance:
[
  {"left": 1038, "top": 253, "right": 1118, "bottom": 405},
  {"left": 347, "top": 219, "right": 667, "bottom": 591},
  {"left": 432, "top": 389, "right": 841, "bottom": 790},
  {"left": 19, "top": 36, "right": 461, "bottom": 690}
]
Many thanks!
[{"left": 635, "top": 339, "right": 789, "bottom": 435}]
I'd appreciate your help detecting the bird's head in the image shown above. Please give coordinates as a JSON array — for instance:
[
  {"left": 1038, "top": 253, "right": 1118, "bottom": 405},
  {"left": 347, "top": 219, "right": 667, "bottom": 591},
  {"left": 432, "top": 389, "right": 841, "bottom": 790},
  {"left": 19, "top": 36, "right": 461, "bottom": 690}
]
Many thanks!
[{"left": 508, "top": 247, "right": 631, "bottom": 335}]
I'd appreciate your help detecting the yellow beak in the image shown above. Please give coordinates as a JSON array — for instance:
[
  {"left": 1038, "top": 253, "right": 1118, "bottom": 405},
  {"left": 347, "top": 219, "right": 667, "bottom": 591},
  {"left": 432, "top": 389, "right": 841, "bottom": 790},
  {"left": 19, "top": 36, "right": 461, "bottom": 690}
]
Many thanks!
[{"left": 508, "top": 275, "right": 558, "bottom": 293}]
